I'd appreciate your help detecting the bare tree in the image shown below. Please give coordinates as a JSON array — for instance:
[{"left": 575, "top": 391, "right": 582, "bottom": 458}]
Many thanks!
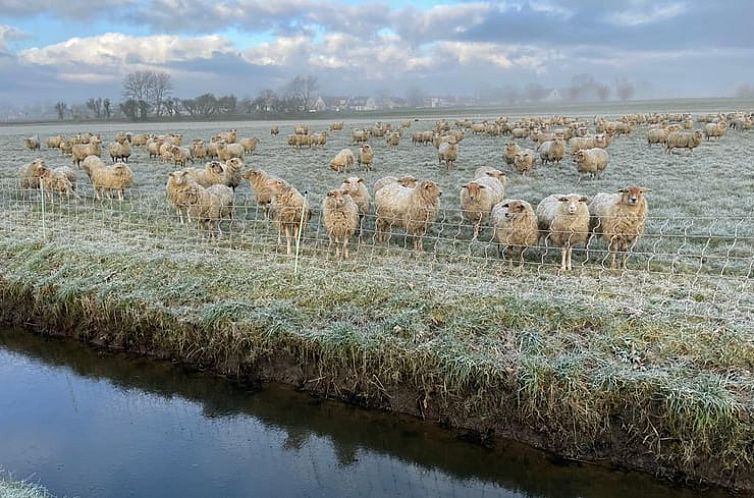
[
  {"left": 284, "top": 75, "right": 319, "bottom": 111},
  {"left": 736, "top": 83, "right": 754, "bottom": 98},
  {"left": 103, "top": 98, "right": 111, "bottom": 119},
  {"left": 54, "top": 102, "right": 67, "bottom": 120},
  {"left": 86, "top": 97, "right": 103, "bottom": 118},
  {"left": 615, "top": 78, "right": 635, "bottom": 101},
  {"left": 122, "top": 70, "right": 173, "bottom": 117},
  {"left": 596, "top": 84, "right": 611, "bottom": 102}
]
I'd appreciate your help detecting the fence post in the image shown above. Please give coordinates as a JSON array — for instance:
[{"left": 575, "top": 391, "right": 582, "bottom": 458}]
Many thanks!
[
  {"left": 39, "top": 177, "right": 47, "bottom": 241},
  {"left": 294, "top": 191, "right": 308, "bottom": 276}
]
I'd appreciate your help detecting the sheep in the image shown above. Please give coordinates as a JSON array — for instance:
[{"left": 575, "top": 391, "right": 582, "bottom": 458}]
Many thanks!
[
  {"left": 373, "top": 175, "right": 417, "bottom": 193},
  {"left": 573, "top": 148, "right": 609, "bottom": 180},
  {"left": 330, "top": 149, "right": 356, "bottom": 173},
  {"left": 322, "top": 189, "right": 360, "bottom": 259},
  {"left": 24, "top": 136, "right": 41, "bottom": 150},
  {"left": 386, "top": 132, "right": 400, "bottom": 147},
  {"left": 513, "top": 150, "right": 535, "bottom": 175},
  {"left": 147, "top": 138, "right": 162, "bottom": 159},
  {"left": 593, "top": 133, "right": 611, "bottom": 149},
  {"left": 358, "top": 143, "right": 374, "bottom": 170},
  {"left": 665, "top": 130, "right": 703, "bottom": 153},
  {"left": 60, "top": 139, "right": 73, "bottom": 156},
  {"left": 239, "top": 137, "right": 259, "bottom": 153},
  {"left": 294, "top": 125, "right": 309, "bottom": 136},
  {"left": 223, "top": 158, "right": 244, "bottom": 191},
  {"left": 268, "top": 179, "right": 311, "bottom": 255},
  {"left": 170, "top": 145, "right": 194, "bottom": 167},
  {"left": 39, "top": 166, "right": 79, "bottom": 201},
  {"left": 19, "top": 159, "right": 46, "bottom": 188},
  {"left": 330, "top": 122, "right": 344, "bottom": 131},
  {"left": 460, "top": 170, "right": 507, "bottom": 239},
  {"left": 270, "top": 126, "right": 280, "bottom": 136},
  {"left": 166, "top": 170, "right": 195, "bottom": 223},
  {"left": 108, "top": 140, "right": 131, "bottom": 163},
  {"left": 130, "top": 134, "right": 150, "bottom": 146},
  {"left": 536, "top": 194, "right": 590, "bottom": 271},
  {"left": 569, "top": 136, "right": 598, "bottom": 154},
  {"left": 339, "top": 176, "right": 371, "bottom": 217},
  {"left": 490, "top": 200, "right": 538, "bottom": 266},
  {"left": 310, "top": 131, "right": 328, "bottom": 148},
  {"left": 159, "top": 142, "right": 175, "bottom": 163},
  {"left": 87, "top": 161, "right": 134, "bottom": 201},
  {"left": 186, "top": 183, "right": 235, "bottom": 239},
  {"left": 588, "top": 186, "right": 649, "bottom": 269},
  {"left": 538, "top": 139, "right": 565, "bottom": 165},
  {"left": 438, "top": 141, "right": 459, "bottom": 168},
  {"left": 241, "top": 168, "right": 280, "bottom": 216},
  {"left": 217, "top": 142, "right": 244, "bottom": 161},
  {"left": 71, "top": 140, "right": 102, "bottom": 167},
  {"left": 375, "top": 180, "right": 442, "bottom": 251},
  {"left": 646, "top": 127, "right": 668, "bottom": 147},
  {"left": 191, "top": 140, "right": 207, "bottom": 160},
  {"left": 704, "top": 122, "right": 727, "bottom": 140},
  {"left": 215, "top": 129, "right": 237, "bottom": 143},
  {"left": 503, "top": 142, "right": 521, "bottom": 165},
  {"left": 46, "top": 135, "right": 64, "bottom": 149},
  {"left": 185, "top": 161, "right": 226, "bottom": 188},
  {"left": 400, "top": 120, "right": 411, "bottom": 129},
  {"left": 352, "top": 128, "right": 368, "bottom": 143}
]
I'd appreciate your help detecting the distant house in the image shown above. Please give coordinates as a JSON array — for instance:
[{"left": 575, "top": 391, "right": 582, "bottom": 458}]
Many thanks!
[
  {"left": 312, "top": 96, "right": 327, "bottom": 112},
  {"left": 323, "top": 96, "right": 349, "bottom": 111},
  {"left": 349, "top": 96, "right": 377, "bottom": 111},
  {"left": 544, "top": 89, "right": 562, "bottom": 102}
]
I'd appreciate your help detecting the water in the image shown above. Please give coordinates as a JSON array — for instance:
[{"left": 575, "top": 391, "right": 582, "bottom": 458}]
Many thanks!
[{"left": 0, "top": 328, "right": 727, "bottom": 498}]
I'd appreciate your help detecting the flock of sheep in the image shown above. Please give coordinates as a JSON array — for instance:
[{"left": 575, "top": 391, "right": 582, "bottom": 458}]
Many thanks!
[{"left": 17, "top": 108, "right": 752, "bottom": 270}]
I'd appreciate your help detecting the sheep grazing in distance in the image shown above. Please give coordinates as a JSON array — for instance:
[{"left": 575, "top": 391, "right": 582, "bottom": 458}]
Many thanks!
[
  {"left": 241, "top": 168, "right": 280, "bottom": 216},
  {"left": 538, "top": 139, "right": 565, "bottom": 165},
  {"left": 573, "top": 148, "right": 609, "bottom": 180},
  {"left": 569, "top": 135, "right": 597, "bottom": 154},
  {"left": 330, "top": 122, "right": 344, "bottom": 131},
  {"left": 330, "top": 149, "right": 356, "bottom": 173},
  {"left": 665, "top": 130, "right": 703, "bottom": 153},
  {"left": 239, "top": 137, "right": 259, "bottom": 153},
  {"left": 38, "top": 165, "right": 79, "bottom": 201},
  {"left": 438, "top": 140, "right": 459, "bottom": 168},
  {"left": 339, "top": 177, "right": 371, "bottom": 218},
  {"left": 108, "top": 140, "right": 131, "bottom": 163},
  {"left": 185, "top": 161, "right": 226, "bottom": 188},
  {"left": 268, "top": 179, "right": 311, "bottom": 255},
  {"left": 375, "top": 180, "right": 442, "bottom": 251},
  {"left": 24, "top": 136, "right": 41, "bottom": 151},
  {"left": 217, "top": 142, "right": 244, "bottom": 161},
  {"left": 71, "top": 139, "right": 102, "bottom": 167},
  {"left": 19, "top": 159, "right": 46, "bottom": 188},
  {"left": 310, "top": 131, "right": 328, "bottom": 148},
  {"left": 166, "top": 170, "right": 195, "bottom": 223},
  {"left": 46, "top": 135, "right": 64, "bottom": 149},
  {"left": 270, "top": 126, "right": 280, "bottom": 136},
  {"left": 490, "top": 200, "right": 539, "bottom": 267},
  {"left": 322, "top": 189, "right": 360, "bottom": 259},
  {"left": 513, "top": 150, "right": 535, "bottom": 175},
  {"left": 503, "top": 142, "right": 521, "bottom": 165},
  {"left": 170, "top": 145, "right": 194, "bottom": 167},
  {"left": 223, "top": 158, "right": 244, "bottom": 191},
  {"left": 130, "top": 134, "right": 150, "bottom": 146},
  {"left": 86, "top": 160, "right": 134, "bottom": 201},
  {"left": 704, "top": 122, "right": 727, "bottom": 140},
  {"left": 352, "top": 129, "right": 368, "bottom": 144},
  {"left": 646, "top": 127, "right": 668, "bottom": 147},
  {"left": 294, "top": 125, "right": 309, "bottom": 136},
  {"left": 373, "top": 175, "right": 417, "bottom": 193},
  {"left": 536, "top": 194, "right": 590, "bottom": 271},
  {"left": 186, "top": 183, "right": 235, "bottom": 239},
  {"left": 358, "top": 143, "right": 374, "bottom": 171},
  {"left": 386, "top": 132, "right": 400, "bottom": 147},
  {"left": 589, "top": 186, "right": 649, "bottom": 269}
]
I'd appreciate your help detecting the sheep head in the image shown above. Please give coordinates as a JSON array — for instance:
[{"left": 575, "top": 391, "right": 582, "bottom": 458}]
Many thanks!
[
  {"left": 558, "top": 194, "right": 588, "bottom": 215},
  {"left": 618, "top": 186, "right": 649, "bottom": 206}
]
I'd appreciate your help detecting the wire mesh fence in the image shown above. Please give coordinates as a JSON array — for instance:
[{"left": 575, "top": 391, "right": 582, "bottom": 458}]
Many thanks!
[{"left": 2, "top": 178, "right": 753, "bottom": 328}]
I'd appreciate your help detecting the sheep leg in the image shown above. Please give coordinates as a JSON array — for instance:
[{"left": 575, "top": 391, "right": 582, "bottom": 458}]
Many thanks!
[
  {"left": 284, "top": 226, "right": 292, "bottom": 255},
  {"left": 343, "top": 238, "right": 350, "bottom": 260},
  {"left": 518, "top": 248, "right": 526, "bottom": 268},
  {"left": 567, "top": 246, "right": 574, "bottom": 271},
  {"left": 560, "top": 246, "right": 567, "bottom": 271}
]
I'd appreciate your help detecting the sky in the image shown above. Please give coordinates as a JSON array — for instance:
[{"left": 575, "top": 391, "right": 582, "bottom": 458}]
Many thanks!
[{"left": 1, "top": 0, "right": 754, "bottom": 105}]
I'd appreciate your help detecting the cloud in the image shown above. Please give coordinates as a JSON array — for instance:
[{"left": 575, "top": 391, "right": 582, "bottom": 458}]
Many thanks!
[
  {"left": 607, "top": 2, "right": 687, "bottom": 27},
  {"left": 0, "top": 0, "right": 133, "bottom": 18},
  {"left": 0, "top": 24, "right": 29, "bottom": 51}
]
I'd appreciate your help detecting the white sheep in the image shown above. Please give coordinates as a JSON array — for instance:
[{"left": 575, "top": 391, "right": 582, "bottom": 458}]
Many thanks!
[
  {"left": 538, "top": 139, "right": 565, "bottom": 165},
  {"left": 339, "top": 177, "right": 370, "bottom": 217},
  {"left": 513, "top": 150, "right": 535, "bottom": 175},
  {"left": 358, "top": 143, "right": 374, "bottom": 171},
  {"left": 665, "top": 130, "right": 703, "bottom": 153},
  {"left": 186, "top": 183, "right": 235, "bottom": 239},
  {"left": 573, "top": 148, "right": 609, "bottom": 180},
  {"left": 438, "top": 141, "right": 459, "bottom": 168},
  {"left": 490, "top": 199, "right": 539, "bottom": 266},
  {"left": 322, "top": 189, "right": 360, "bottom": 259},
  {"left": 268, "top": 179, "right": 311, "bottom": 255},
  {"left": 536, "top": 194, "right": 590, "bottom": 271},
  {"left": 503, "top": 142, "right": 521, "bottom": 165},
  {"left": 241, "top": 168, "right": 280, "bottom": 216},
  {"left": 185, "top": 162, "right": 226, "bottom": 188},
  {"left": 588, "top": 186, "right": 649, "bottom": 269},
  {"left": 375, "top": 180, "right": 442, "bottom": 251},
  {"left": 373, "top": 175, "right": 417, "bottom": 193},
  {"left": 330, "top": 149, "right": 356, "bottom": 173}
]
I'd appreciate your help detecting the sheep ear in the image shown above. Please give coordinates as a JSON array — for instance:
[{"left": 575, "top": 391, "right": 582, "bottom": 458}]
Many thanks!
[
  {"left": 501, "top": 202, "right": 510, "bottom": 208},
  {"left": 640, "top": 187, "right": 651, "bottom": 193},
  {"left": 478, "top": 184, "right": 486, "bottom": 189},
  {"left": 558, "top": 196, "right": 569, "bottom": 202},
  {"left": 618, "top": 188, "right": 627, "bottom": 193},
  {"left": 462, "top": 183, "right": 469, "bottom": 189},
  {"left": 357, "top": 178, "right": 364, "bottom": 183},
  {"left": 580, "top": 196, "right": 588, "bottom": 203}
]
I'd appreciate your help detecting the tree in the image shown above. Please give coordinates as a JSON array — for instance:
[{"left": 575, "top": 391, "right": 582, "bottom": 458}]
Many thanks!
[
  {"left": 284, "top": 75, "right": 319, "bottom": 111},
  {"left": 122, "top": 70, "right": 173, "bottom": 117},
  {"left": 615, "top": 77, "right": 635, "bottom": 101},
  {"left": 54, "top": 102, "right": 67, "bottom": 120},
  {"left": 217, "top": 94, "right": 237, "bottom": 115},
  {"left": 596, "top": 84, "right": 611, "bottom": 102},
  {"left": 406, "top": 87, "right": 426, "bottom": 108},
  {"left": 525, "top": 83, "right": 548, "bottom": 102},
  {"left": 103, "top": 98, "right": 111, "bottom": 118},
  {"left": 119, "top": 99, "right": 139, "bottom": 120},
  {"left": 735, "top": 83, "right": 754, "bottom": 98},
  {"left": 86, "top": 97, "right": 102, "bottom": 118}
]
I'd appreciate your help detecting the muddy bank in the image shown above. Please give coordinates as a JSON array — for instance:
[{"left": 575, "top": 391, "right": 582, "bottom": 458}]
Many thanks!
[{"left": 0, "top": 274, "right": 749, "bottom": 494}]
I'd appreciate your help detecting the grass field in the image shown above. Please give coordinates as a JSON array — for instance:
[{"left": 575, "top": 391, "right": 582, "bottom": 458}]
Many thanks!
[{"left": 1, "top": 103, "right": 753, "bottom": 490}]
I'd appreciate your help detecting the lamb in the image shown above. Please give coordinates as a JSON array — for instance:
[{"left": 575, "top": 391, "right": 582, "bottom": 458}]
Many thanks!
[
  {"left": 186, "top": 183, "right": 235, "bottom": 239},
  {"left": 24, "top": 136, "right": 41, "bottom": 150},
  {"left": 108, "top": 140, "right": 131, "bottom": 163},
  {"left": 241, "top": 168, "right": 280, "bottom": 216},
  {"left": 358, "top": 143, "right": 374, "bottom": 170},
  {"left": 185, "top": 161, "right": 226, "bottom": 188},
  {"left": 71, "top": 140, "right": 102, "bottom": 167},
  {"left": 170, "top": 145, "right": 194, "bottom": 167},
  {"left": 87, "top": 161, "right": 134, "bottom": 201},
  {"left": 339, "top": 177, "right": 371, "bottom": 217},
  {"left": 490, "top": 200, "right": 539, "bottom": 266},
  {"left": 239, "top": 137, "right": 259, "bottom": 153},
  {"left": 39, "top": 165, "right": 79, "bottom": 201},
  {"left": 268, "top": 179, "right": 311, "bottom": 255},
  {"left": 438, "top": 141, "right": 459, "bottom": 168},
  {"left": 538, "top": 139, "right": 565, "bottom": 165},
  {"left": 217, "top": 142, "right": 244, "bottom": 161},
  {"left": 588, "top": 186, "right": 649, "bottom": 269},
  {"left": 536, "top": 194, "right": 590, "bottom": 271},
  {"left": 166, "top": 170, "right": 195, "bottom": 223},
  {"left": 270, "top": 126, "right": 280, "bottom": 136},
  {"left": 573, "top": 148, "right": 609, "bottom": 180},
  {"left": 503, "top": 142, "right": 521, "bottom": 165},
  {"left": 513, "top": 150, "right": 535, "bottom": 175},
  {"left": 330, "top": 149, "right": 356, "bottom": 173},
  {"left": 222, "top": 158, "right": 244, "bottom": 191},
  {"left": 373, "top": 175, "right": 417, "bottom": 193},
  {"left": 665, "top": 130, "right": 703, "bottom": 153},
  {"left": 460, "top": 170, "right": 507, "bottom": 239},
  {"left": 19, "top": 159, "right": 46, "bottom": 188},
  {"left": 322, "top": 189, "right": 360, "bottom": 259},
  {"left": 375, "top": 180, "right": 442, "bottom": 251}
]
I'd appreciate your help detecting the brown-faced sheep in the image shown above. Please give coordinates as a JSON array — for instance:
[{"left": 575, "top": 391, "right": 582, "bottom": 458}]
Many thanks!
[
  {"left": 490, "top": 200, "right": 539, "bottom": 266},
  {"left": 322, "top": 189, "right": 360, "bottom": 259},
  {"left": 330, "top": 149, "right": 356, "bottom": 173},
  {"left": 588, "top": 186, "right": 649, "bottom": 269},
  {"left": 185, "top": 183, "right": 234, "bottom": 239},
  {"left": 268, "top": 179, "right": 311, "bottom": 255},
  {"left": 536, "top": 194, "right": 590, "bottom": 271},
  {"left": 460, "top": 169, "right": 507, "bottom": 239},
  {"left": 85, "top": 160, "right": 134, "bottom": 201},
  {"left": 358, "top": 143, "right": 374, "bottom": 171},
  {"left": 223, "top": 158, "right": 244, "bottom": 191},
  {"left": 166, "top": 170, "right": 195, "bottom": 223}
]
